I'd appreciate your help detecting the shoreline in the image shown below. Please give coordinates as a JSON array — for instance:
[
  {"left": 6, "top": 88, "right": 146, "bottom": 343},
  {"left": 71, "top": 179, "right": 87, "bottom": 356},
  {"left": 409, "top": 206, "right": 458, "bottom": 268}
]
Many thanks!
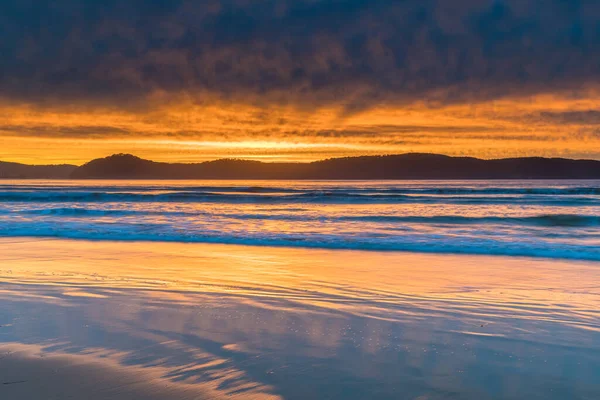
[
  {"left": 0, "top": 235, "right": 598, "bottom": 263},
  {"left": 0, "top": 238, "right": 599, "bottom": 399}
]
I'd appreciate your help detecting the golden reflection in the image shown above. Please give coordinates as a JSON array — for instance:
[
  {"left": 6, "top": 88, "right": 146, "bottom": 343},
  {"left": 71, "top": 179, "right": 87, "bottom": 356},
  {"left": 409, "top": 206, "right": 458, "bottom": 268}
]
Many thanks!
[
  {"left": 0, "top": 343, "right": 280, "bottom": 400},
  {"left": 1, "top": 238, "right": 599, "bottom": 330},
  {"left": 0, "top": 239, "right": 599, "bottom": 398}
]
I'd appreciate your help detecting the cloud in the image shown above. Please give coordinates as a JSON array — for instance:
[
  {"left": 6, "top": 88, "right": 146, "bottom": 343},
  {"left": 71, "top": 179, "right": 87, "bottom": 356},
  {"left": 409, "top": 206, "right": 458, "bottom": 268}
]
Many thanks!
[
  {"left": 537, "top": 110, "right": 600, "bottom": 125},
  {"left": 0, "top": 124, "right": 131, "bottom": 138},
  {"left": 0, "top": 121, "right": 505, "bottom": 139},
  {"left": 298, "top": 124, "right": 507, "bottom": 138},
  {"left": 2, "top": 0, "right": 600, "bottom": 111}
]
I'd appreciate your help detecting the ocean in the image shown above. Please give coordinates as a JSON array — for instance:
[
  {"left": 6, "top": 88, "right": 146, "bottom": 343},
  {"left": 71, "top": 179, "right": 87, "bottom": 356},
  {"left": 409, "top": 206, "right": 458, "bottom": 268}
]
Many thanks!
[{"left": 1, "top": 179, "right": 599, "bottom": 260}]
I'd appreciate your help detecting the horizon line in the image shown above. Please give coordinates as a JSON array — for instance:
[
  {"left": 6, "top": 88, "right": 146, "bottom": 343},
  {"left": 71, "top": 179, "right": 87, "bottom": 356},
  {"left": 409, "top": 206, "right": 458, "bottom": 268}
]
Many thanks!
[{"left": 4, "top": 152, "right": 600, "bottom": 168}]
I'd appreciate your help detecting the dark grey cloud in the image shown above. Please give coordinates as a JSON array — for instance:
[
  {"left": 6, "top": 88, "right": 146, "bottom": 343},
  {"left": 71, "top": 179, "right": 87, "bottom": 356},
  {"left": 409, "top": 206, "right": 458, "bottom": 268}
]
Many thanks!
[
  {"left": 0, "top": 124, "right": 130, "bottom": 137},
  {"left": 305, "top": 124, "right": 507, "bottom": 138},
  {"left": 0, "top": 122, "right": 504, "bottom": 139},
  {"left": 2, "top": 0, "right": 600, "bottom": 110},
  {"left": 538, "top": 110, "right": 600, "bottom": 125}
]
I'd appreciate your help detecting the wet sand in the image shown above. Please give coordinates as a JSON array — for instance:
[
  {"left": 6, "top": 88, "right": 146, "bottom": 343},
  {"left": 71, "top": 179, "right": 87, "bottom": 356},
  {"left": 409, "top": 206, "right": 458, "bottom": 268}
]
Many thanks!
[
  {"left": 0, "top": 343, "right": 245, "bottom": 400},
  {"left": 0, "top": 238, "right": 599, "bottom": 399}
]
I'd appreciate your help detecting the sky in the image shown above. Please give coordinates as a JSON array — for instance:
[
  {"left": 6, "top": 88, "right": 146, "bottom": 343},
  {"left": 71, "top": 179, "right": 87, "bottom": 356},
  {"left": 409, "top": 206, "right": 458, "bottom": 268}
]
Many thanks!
[{"left": 2, "top": 0, "right": 600, "bottom": 165}]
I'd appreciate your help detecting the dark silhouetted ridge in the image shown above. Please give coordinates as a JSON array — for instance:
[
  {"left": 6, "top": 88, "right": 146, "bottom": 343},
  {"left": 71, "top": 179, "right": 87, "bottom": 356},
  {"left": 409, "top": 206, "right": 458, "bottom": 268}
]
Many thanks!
[
  {"left": 0, "top": 161, "right": 76, "bottom": 179},
  {"left": 67, "top": 153, "right": 600, "bottom": 179},
  {"left": 71, "top": 154, "right": 168, "bottom": 179}
]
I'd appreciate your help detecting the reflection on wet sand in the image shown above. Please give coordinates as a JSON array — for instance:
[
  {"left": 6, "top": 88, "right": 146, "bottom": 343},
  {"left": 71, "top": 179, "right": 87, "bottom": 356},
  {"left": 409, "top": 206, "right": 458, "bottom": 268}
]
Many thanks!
[
  {"left": 0, "top": 238, "right": 599, "bottom": 399},
  {"left": 0, "top": 342, "right": 266, "bottom": 400}
]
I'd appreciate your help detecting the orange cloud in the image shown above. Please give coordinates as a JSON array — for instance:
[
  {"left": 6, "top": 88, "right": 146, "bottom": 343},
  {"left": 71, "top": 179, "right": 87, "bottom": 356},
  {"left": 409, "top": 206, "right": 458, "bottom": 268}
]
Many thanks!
[{"left": 2, "top": 92, "right": 600, "bottom": 165}]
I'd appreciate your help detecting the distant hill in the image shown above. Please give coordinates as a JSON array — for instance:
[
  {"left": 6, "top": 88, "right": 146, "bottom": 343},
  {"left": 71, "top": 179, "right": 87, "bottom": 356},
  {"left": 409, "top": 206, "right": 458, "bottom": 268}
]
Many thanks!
[
  {"left": 0, "top": 160, "right": 76, "bottom": 179},
  {"left": 67, "top": 153, "right": 600, "bottom": 179}
]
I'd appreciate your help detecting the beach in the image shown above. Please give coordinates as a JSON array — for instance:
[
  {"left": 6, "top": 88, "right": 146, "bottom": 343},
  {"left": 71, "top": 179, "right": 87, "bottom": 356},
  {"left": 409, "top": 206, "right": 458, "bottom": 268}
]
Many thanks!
[{"left": 1, "top": 238, "right": 599, "bottom": 399}]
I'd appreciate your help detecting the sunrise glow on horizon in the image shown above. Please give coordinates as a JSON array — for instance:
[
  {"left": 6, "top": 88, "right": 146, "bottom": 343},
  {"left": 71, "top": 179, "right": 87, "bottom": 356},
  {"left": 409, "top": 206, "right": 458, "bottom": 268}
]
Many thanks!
[{"left": 4, "top": 92, "right": 600, "bottom": 165}]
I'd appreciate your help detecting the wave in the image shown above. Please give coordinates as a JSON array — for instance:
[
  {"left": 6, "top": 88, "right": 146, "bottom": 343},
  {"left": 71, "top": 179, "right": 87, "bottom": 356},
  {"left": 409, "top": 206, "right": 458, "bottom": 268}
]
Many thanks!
[
  {"left": 382, "top": 187, "right": 600, "bottom": 195},
  {"left": 0, "top": 223, "right": 598, "bottom": 261},
  {"left": 217, "top": 213, "right": 600, "bottom": 227},
  {"left": 1, "top": 190, "right": 599, "bottom": 205},
  {"left": 5, "top": 207, "right": 600, "bottom": 227},
  {"left": 343, "top": 214, "right": 600, "bottom": 227},
  {"left": 0, "top": 185, "right": 304, "bottom": 194},
  {"left": 13, "top": 207, "right": 198, "bottom": 218},
  {"left": 2, "top": 185, "right": 600, "bottom": 195}
]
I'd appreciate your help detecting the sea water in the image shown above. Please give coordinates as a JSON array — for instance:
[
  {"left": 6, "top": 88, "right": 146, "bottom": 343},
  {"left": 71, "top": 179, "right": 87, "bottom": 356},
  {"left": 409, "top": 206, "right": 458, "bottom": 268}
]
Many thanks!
[{"left": 1, "top": 180, "right": 599, "bottom": 260}]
